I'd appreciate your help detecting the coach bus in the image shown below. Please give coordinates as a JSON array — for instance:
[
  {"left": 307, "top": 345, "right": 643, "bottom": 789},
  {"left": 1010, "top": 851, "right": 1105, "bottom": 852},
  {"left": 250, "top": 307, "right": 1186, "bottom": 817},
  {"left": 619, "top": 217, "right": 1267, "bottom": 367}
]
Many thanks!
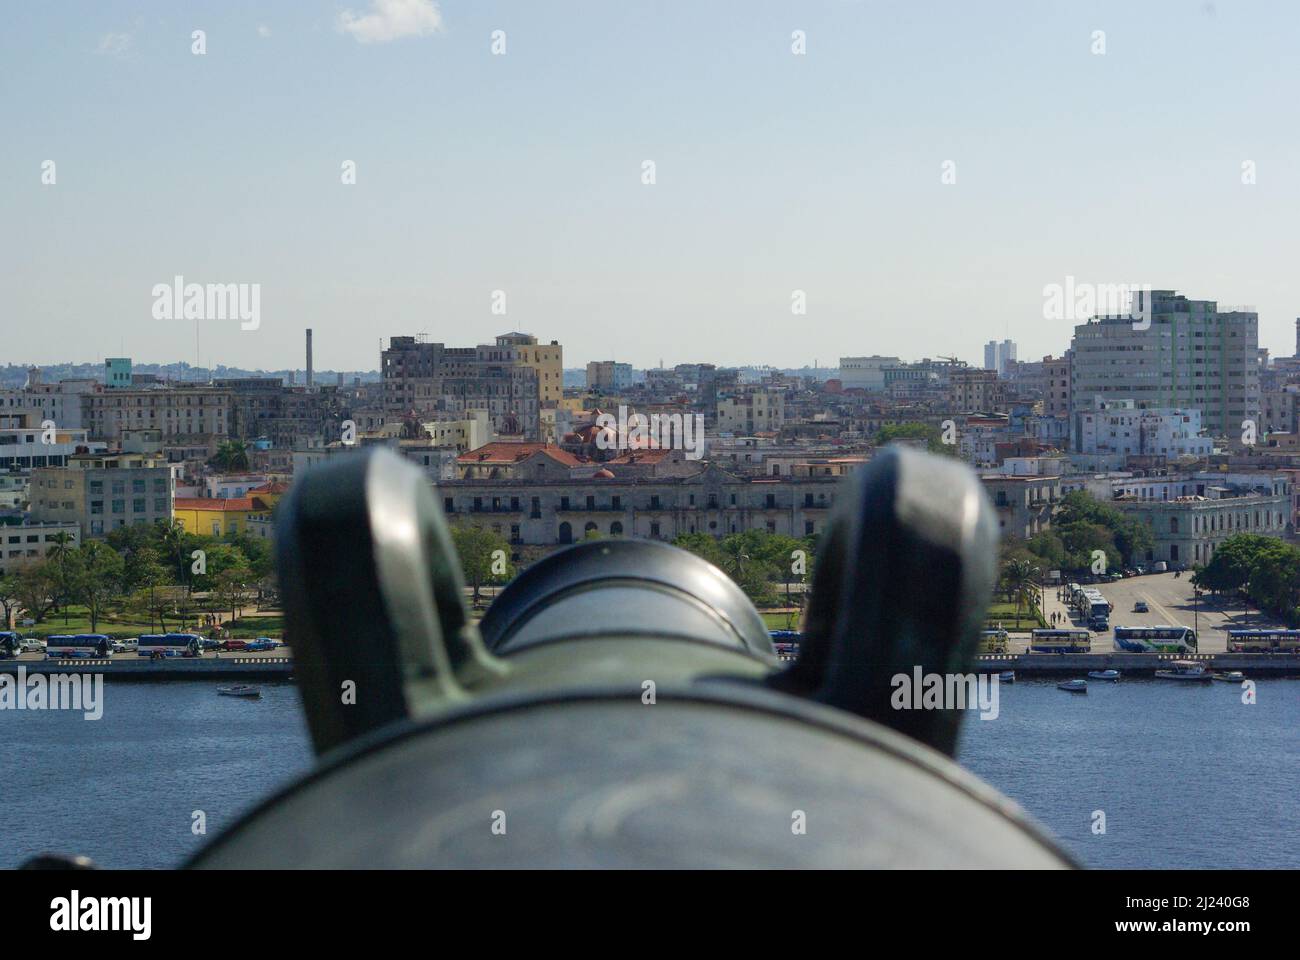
[
  {"left": 1226, "top": 629, "right": 1300, "bottom": 653},
  {"left": 979, "top": 629, "right": 1009, "bottom": 654},
  {"left": 1113, "top": 625, "right": 1197, "bottom": 654},
  {"left": 1029, "top": 628, "right": 1091, "bottom": 653},
  {"left": 137, "top": 633, "right": 203, "bottom": 658},
  {"left": 45, "top": 634, "right": 111, "bottom": 659}
]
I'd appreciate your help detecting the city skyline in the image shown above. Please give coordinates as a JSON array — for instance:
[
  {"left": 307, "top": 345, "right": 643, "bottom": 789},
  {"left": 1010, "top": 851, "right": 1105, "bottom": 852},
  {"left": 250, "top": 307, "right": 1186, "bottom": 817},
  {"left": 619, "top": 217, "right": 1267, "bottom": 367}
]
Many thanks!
[{"left": 5, "top": 2, "right": 1300, "bottom": 370}]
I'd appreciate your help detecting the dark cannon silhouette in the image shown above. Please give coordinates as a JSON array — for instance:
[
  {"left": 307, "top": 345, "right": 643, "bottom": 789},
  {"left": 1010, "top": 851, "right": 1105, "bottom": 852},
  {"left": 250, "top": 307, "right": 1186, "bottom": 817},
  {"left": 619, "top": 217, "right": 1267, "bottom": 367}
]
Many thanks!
[
  {"left": 188, "top": 444, "right": 1073, "bottom": 869},
  {"left": 24, "top": 445, "right": 1074, "bottom": 869}
]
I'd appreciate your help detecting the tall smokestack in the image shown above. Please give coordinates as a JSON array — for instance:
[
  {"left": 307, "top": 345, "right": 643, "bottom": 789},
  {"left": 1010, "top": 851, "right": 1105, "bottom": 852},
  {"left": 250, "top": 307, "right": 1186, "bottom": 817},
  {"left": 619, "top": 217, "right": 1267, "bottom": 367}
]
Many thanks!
[
  {"left": 1295, "top": 318, "right": 1299, "bottom": 358},
  {"left": 306, "top": 328, "right": 314, "bottom": 388}
]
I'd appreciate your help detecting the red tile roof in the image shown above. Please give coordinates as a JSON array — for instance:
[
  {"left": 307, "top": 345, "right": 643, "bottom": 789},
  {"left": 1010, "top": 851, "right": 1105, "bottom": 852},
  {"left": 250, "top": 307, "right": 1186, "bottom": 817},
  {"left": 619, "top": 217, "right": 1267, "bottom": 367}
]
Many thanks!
[
  {"left": 175, "top": 497, "right": 256, "bottom": 512},
  {"left": 457, "top": 442, "right": 582, "bottom": 467}
]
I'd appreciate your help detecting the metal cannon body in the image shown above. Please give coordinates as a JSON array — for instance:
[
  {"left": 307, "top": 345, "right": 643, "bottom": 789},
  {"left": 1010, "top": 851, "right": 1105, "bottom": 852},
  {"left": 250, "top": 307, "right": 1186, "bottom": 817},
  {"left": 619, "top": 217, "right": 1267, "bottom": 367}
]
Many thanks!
[{"left": 188, "top": 446, "right": 1074, "bottom": 869}]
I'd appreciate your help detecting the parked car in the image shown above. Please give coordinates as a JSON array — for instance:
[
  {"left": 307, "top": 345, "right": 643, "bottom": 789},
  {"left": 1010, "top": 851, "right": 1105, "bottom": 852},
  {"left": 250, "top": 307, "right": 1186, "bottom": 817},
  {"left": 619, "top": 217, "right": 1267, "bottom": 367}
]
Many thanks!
[
  {"left": 1133, "top": 601, "right": 1149, "bottom": 613},
  {"left": 243, "top": 638, "right": 277, "bottom": 652},
  {"left": 21, "top": 639, "right": 47, "bottom": 653},
  {"left": 1152, "top": 561, "right": 1168, "bottom": 573},
  {"left": 118, "top": 638, "right": 138, "bottom": 652},
  {"left": 201, "top": 638, "right": 222, "bottom": 651},
  {"left": 221, "top": 639, "right": 249, "bottom": 651}
]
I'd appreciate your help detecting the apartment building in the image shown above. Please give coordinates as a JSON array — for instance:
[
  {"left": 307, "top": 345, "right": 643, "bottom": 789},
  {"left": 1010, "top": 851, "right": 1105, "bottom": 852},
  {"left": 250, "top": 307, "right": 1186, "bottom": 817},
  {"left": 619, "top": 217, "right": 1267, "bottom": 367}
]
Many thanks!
[
  {"left": 1076, "top": 400, "right": 1214, "bottom": 459},
  {"left": 382, "top": 335, "right": 541, "bottom": 439},
  {"left": 948, "top": 369, "right": 1007, "bottom": 414},
  {"left": 0, "top": 520, "right": 81, "bottom": 578},
  {"left": 980, "top": 474, "right": 1062, "bottom": 540},
  {"left": 30, "top": 452, "right": 175, "bottom": 537},
  {"left": 716, "top": 390, "right": 785, "bottom": 435},
  {"left": 1069, "top": 290, "right": 1259, "bottom": 443},
  {"left": 83, "top": 387, "right": 232, "bottom": 442}
]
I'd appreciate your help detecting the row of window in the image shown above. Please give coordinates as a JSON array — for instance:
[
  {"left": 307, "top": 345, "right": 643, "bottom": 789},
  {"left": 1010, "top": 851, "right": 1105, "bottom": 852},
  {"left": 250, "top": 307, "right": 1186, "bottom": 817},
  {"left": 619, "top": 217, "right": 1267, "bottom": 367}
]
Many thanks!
[{"left": 447, "top": 491, "right": 833, "bottom": 514}]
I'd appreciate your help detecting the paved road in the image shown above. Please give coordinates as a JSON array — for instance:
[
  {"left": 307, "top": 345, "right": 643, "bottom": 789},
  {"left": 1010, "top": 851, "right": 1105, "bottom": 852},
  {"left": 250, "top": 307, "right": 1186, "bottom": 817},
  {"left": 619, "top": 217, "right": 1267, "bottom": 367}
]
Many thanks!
[{"left": 1040, "top": 572, "right": 1286, "bottom": 653}]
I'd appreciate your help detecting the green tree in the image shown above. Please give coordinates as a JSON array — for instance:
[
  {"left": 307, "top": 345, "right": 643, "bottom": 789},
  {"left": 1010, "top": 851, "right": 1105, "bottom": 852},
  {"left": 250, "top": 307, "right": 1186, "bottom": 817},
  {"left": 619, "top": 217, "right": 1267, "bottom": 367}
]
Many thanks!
[
  {"left": 0, "top": 571, "right": 21, "bottom": 629},
  {"left": 450, "top": 524, "right": 512, "bottom": 606},
  {"left": 13, "top": 560, "right": 60, "bottom": 624},
  {"left": 874, "top": 422, "right": 957, "bottom": 457},
  {"left": 210, "top": 440, "right": 251, "bottom": 472},
  {"left": 213, "top": 565, "right": 256, "bottom": 627},
  {"left": 68, "top": 541, "right": 125, "bottom": 633}
]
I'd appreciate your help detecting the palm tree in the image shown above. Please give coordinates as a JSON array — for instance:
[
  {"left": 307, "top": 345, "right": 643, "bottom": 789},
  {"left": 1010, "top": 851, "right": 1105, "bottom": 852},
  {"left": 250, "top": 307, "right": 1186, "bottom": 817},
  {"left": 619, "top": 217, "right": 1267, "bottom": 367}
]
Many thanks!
[
  {"left": 158, "top": 519, "right": 189, "bottom": 590},
  {"left": 210, "top": 440, "right": 251, "bottom": 472},
  {"left": 1001, "top": 558, "right": 1042, "bottom": 628},
  {"left": 46, "top": 532, "right": 75, "bottom": 625}
]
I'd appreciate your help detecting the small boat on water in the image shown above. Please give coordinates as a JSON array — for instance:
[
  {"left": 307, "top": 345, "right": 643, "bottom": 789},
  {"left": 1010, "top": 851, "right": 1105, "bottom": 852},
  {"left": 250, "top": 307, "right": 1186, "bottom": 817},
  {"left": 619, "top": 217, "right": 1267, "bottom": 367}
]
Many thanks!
[
  {"left": 1212, "top": 670, "right": 1245, "bottom": 682},
  {"left": 1057, "top": 679, "right": 1087, "bottom": 693},
  {"left": 217, "top": 684, "right": 262, "bottom": 698},
  {"left": 1087, "top": 669, "right": 1120, "bottom": 681},
  {"left": 998, "top": 671, "right": 1015, "bottom": 684},
  {"left": 1153, "top": 660, "right": 1212, "bottom": 683}
]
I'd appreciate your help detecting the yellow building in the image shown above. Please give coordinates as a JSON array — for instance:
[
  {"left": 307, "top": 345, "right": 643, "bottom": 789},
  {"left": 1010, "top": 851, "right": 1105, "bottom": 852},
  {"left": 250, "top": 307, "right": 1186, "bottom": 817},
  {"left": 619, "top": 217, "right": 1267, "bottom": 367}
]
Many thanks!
[{"left": 498, "top": 333, "right": 563, "bottom": 406}]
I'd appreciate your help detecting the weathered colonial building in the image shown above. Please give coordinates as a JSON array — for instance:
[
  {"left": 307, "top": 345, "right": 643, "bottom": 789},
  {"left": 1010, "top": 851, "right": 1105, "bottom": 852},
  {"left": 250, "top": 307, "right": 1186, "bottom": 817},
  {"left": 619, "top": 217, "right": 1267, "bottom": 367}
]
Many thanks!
[{"left": 440, "top": 464, "right": 837, "bottom": 548}]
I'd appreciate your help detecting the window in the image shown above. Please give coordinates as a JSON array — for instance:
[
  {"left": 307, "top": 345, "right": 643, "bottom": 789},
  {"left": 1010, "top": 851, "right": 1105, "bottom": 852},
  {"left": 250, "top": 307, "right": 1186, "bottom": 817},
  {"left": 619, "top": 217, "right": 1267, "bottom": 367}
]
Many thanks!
[
  {"left": 112, "top": 500, "right": 125, "bottom": 514},
  {"left": 133, "top": 498, "right": 146, "bottom": 513}
]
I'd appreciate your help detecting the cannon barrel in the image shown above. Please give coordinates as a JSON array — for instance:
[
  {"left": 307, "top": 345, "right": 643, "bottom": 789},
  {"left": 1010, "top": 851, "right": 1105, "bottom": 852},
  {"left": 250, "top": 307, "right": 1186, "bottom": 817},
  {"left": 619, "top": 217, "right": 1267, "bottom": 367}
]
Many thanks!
[{"left": 188, "top": 446, "right": 1074, "bottom": 869}]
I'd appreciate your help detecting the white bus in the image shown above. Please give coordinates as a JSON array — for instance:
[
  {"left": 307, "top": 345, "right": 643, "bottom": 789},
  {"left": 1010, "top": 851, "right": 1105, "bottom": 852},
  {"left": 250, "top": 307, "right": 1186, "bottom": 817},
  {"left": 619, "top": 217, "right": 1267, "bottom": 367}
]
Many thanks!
[
  {"left": 137, "top": 633, "right": 203, "bottom": 658},
  {"left": 1029, "top": 629, "right": 1091, "bottom": 653},
  {"left": 1226, "top": 629, "right": 1300, "bottom": 653},
  {"left": 1113, "top": 625, "right": 1197, "bottom": 654}
]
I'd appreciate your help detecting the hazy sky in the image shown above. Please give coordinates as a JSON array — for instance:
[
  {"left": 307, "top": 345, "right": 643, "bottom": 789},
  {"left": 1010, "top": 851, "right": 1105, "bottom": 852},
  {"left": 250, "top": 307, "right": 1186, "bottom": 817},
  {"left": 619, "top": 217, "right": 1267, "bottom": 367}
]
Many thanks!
[{"left": 4, "top": 1, "right": 1299, "bottom": 373}]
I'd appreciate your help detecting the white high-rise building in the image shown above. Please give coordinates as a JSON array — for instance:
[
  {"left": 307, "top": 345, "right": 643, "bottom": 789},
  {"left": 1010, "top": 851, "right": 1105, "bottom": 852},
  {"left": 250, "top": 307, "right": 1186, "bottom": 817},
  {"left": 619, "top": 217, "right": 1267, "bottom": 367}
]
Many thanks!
[
  {"left": 983, "top": 339, "right": 1017, "bottom": 375},
  {"left": 1069, "top": 290, "right": 1259, "bottom": 445}
]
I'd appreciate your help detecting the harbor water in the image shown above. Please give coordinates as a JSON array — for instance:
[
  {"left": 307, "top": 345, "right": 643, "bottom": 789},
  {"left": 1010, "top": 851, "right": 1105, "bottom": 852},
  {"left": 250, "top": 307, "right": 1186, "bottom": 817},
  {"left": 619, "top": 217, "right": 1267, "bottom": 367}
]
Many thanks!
[{"left": 1, "top": 677, "right": 1295, "bottom": 868}]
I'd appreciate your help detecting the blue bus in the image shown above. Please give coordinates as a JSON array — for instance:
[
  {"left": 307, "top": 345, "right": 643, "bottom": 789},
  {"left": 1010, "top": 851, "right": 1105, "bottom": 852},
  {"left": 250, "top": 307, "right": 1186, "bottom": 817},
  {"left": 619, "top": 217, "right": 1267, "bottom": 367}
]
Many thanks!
[
  {"left": 45, "top": 634, "right": 111, "bottom": 658},
  {"left": 137, "top": 633, "right": 203, "bottom": 658}
]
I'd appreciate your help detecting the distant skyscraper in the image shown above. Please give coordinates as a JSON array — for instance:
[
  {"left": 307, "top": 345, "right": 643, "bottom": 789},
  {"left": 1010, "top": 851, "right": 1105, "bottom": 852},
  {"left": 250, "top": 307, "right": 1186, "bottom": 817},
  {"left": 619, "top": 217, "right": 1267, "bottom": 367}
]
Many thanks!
[{"left": 983, "top": 340, "right": 1017, "bottom": 375}]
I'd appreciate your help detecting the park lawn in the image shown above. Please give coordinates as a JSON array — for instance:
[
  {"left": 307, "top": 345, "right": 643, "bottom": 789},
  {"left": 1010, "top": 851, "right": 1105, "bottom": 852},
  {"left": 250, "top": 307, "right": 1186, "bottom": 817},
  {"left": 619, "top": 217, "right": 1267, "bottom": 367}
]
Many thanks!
[
  {"left": 761, "top": 610, "right": 803, "bottom": 631},
  {"left": 22, "top": 605, "right": 178, "bottom": 639},
  {"left": 984, "top": 600, "right": 1046, "bottom": 631},
  {"left": 222, "top": 613, "right": 285, "bottom": 638}
]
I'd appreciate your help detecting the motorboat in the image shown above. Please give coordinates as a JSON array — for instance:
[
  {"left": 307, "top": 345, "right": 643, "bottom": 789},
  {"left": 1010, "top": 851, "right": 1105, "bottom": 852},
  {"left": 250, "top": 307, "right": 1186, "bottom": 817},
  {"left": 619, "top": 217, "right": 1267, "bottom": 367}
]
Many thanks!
[
  {"left": 217, "top": 684, "right": 262, "bottom": 698},
  {"left": 1057, "top": 679, "right": 1087, "bottom": 693},
  {"left": 998, "top": 671, "right": 1015, "bottom": 683},
  {"left": 1153, "top": 660, "right": 1212, "bottom": 682},
  {"left": 1086, "top": 669, "right": 1120, "bottom": 681},
  {"left": 1212, "top": 670, "right": 1245, "bottom": 682}
]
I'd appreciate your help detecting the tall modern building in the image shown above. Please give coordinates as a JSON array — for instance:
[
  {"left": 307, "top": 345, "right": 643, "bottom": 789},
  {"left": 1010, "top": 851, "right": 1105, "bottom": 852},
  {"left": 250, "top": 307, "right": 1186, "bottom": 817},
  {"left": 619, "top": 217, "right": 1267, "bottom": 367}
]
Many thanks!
[
  {"left": 1069, "top": 290, "right": 1259, "bottom": 445},
  {"left": 983, "top": 340, "right": 1017, "bottom": 375}
]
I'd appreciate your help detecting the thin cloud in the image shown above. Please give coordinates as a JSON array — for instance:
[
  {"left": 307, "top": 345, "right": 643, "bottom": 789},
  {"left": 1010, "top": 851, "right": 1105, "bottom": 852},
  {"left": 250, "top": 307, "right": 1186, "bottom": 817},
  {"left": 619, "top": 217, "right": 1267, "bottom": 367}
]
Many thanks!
[
  {"left": 337, "top": 0, "right": 443, "bottom": 44},
  {"left": 97, "top": 32, "right": 131, "bottom": 56},
  {"left": 257, "top": 25, "right": 272, "bottom": 39}
]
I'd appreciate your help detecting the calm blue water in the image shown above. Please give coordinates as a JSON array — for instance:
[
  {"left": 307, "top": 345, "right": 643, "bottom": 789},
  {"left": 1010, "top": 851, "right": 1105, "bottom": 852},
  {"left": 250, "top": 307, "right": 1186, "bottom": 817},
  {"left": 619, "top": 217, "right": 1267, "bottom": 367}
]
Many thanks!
[
  {"left": 958, "top": 677, "right": 1299, "bottom": 868},
  {"left": 1, "top": 677, "right": 1295, "bottom": 868}
]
